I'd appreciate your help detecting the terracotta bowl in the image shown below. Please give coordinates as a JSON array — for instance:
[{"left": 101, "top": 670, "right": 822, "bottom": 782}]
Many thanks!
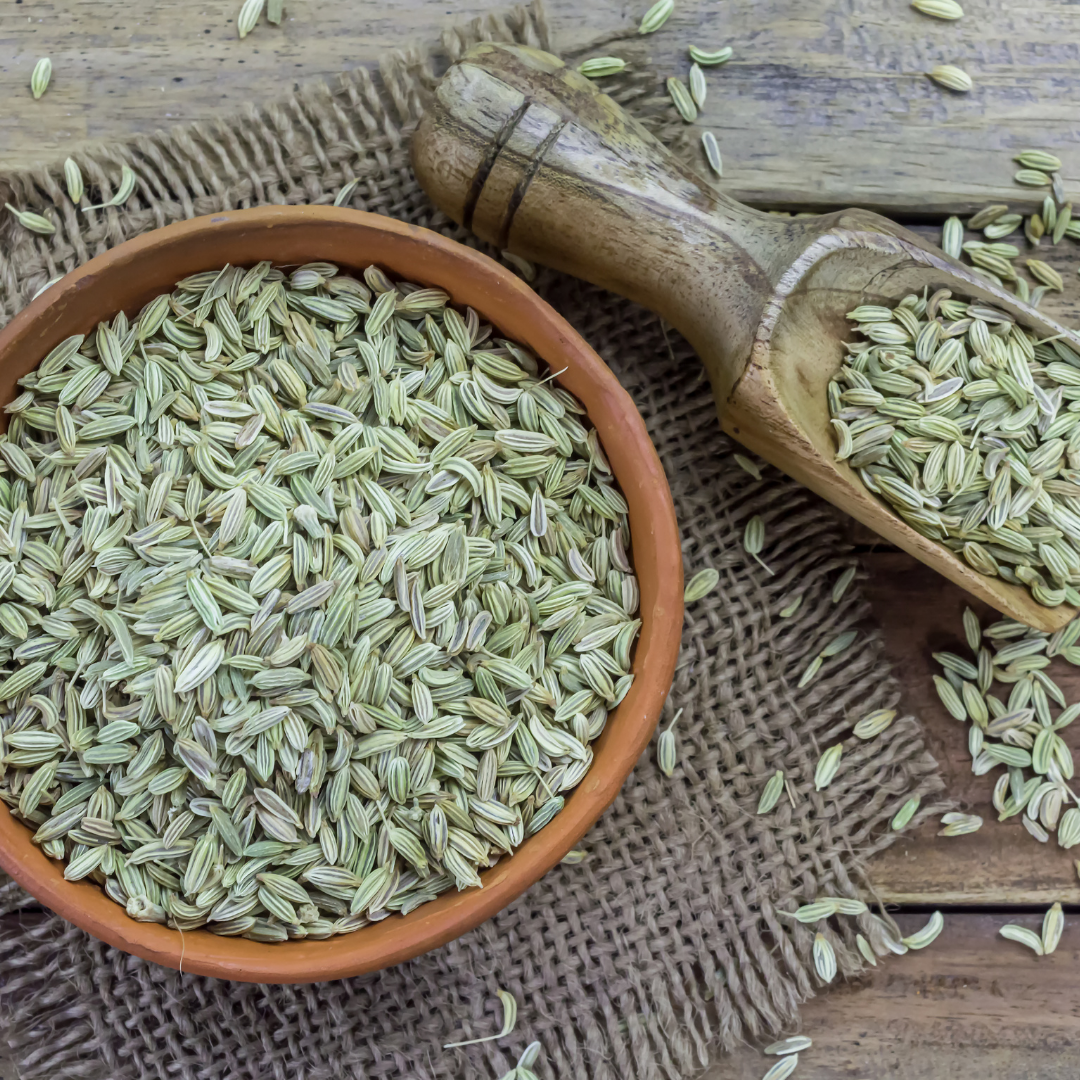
[{"left": 0, "top": 206, "right": 682, "bottom": 983}]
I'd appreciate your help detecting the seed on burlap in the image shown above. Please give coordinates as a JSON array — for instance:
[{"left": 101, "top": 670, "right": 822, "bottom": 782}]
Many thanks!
[
  {"left": 757, "top": 769, "right": 784, "bottom": 814},
  {"left": 779, "top": 596, "right": 802, "bottom": 618},
  {"left": 831, "top": 896, "right": 867, "bottom": 916},
  {"left": 821, "top": 631, "right": 857, "bottom": 658},
  {"left": 891, "top": 794, "right": 921, "bottom": 830},
  {"left": 812, "top": 932, "right": 836, "bottom": 981},
  {"left": 852, "top": 708, "right": 895, "bottom": 739},
  {"left": 63, "top": 158, "right": 84, "bottom": 203},
  {"left": 743, "top": 515, "right": 772, "bottom": 573},
  {"left": 798, "top": 655, "right": 823, "bottom": 689},
  {"left": 444, "top": 988, "right": 518, "bottom": 1047},
  {"left": 856, "top": 932, "right": 877, "bottom": 965},
  {"left": 517, "top": 1041, "right": 542, "bottom": 1069},
  {"left": 334, "top": 179, "right": 359, "bottom": 207},
  {"left": 794, "top": 899, "right": 838, "bottom": 922},
  {"left": 684, "top": 567, "right": 719, "bottom": 602},
  {"left": 82, "top": 165, "right": 137, "bottom": 212},
  {"left": 5, "top": 203, "right": 55, "bottom": 235},
  {"left": 733, "top": 453, "right": 760, "bottom": 479},
  {"left": 501, "top": 251, "right": 537, "bottom": 281},
  {"left": 657, "top": 726, "right": 677, "bottom": 777},
  {"left": 813, "top": 744, "right": 843, "bottom": 790}
]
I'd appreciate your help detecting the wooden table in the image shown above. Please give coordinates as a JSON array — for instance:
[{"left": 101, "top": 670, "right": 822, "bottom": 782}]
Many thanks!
[{"left": 3, "top": 1, "right": 1080, "bottom": 1076}]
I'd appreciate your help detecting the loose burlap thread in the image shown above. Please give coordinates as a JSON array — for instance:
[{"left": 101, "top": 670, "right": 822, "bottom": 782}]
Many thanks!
[{"left": 0, "top": 5, "right": 946, "bottom": 1078}]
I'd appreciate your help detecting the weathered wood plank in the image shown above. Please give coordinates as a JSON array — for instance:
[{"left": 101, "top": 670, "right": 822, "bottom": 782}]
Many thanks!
[
  {"left": 898, "top": 223, "right": 1080, "bottom": 329},
  {"left": 862, "top": 551, "right": 1080, "bottom": 905},
  {"left": 710, "top": 912, "right": 1080, "bottom": 1079},
  {"left": 3, "top": 1, "right": 1080, "bottom": 215},
  {"left": 0, "top": 0, "right": 524, "bottom": 169}
]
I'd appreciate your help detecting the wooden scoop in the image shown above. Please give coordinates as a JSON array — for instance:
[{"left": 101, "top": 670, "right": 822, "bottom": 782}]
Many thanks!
[{"left": 412, "top": 42, "right": 1080, "bottom": 632}]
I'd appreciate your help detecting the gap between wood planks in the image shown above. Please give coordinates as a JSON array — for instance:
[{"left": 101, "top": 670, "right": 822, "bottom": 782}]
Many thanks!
[
  {"left": 709, "top": 912, "right": 1080, "bottom": 1080},
  {"left": 6, "top": 0, "right": 1080, "bottom": 216},
  {"left": 858, "top": 550, "right": 1080, "bottom": 907}
]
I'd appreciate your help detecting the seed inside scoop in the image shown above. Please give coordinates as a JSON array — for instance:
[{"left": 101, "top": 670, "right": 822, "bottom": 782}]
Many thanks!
[
  {"left": 829, "top": 289, "right": 1080, "bottom": 610},
  {"left": 0, "top": 260, "right": 640, "bottom": 941}
]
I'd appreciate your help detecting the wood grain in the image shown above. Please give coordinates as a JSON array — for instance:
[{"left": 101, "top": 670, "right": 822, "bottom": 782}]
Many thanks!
[
  {"left": 863, "top": 550, "right": 1080, "bottom": 904},
  {"left": 4, "top": 1, "right": 1080, "bottom": 214},
  {"left": 889, "top": 223, "right": 1080, "bottom": 331},
  {"left": 826, "top": 225, "right": 1080, "bottom": 904},
  {"left": 711, "top": 912, "right": 1080, "bottom": 1079}
]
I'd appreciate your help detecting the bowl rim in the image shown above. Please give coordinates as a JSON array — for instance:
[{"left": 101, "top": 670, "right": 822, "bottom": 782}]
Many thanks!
[{"left": 0, "top": 205, "right": 682, "bottom": 983}]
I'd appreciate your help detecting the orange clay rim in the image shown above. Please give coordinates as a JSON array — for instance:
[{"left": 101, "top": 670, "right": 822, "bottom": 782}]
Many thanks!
[{"left": 0, "top": 206, "right": 683, "bottom": 983}]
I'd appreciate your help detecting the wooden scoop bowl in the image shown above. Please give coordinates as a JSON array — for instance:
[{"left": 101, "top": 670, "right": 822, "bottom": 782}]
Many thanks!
[{"left": 412, "top": 42, "right": 1080, "bottom": 633}]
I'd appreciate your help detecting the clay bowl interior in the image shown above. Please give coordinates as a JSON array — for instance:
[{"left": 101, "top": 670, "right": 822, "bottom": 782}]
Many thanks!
[{"left": 0, "top": 205, "right": 683, "bottom": 983}]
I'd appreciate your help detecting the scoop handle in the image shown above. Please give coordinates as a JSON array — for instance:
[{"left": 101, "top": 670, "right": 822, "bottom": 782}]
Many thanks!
[
  {"left": 411, "top": 42, "right": 1080, "bottom": 634},
  {"left": 412, "top": 42, "right": 809, "bottom": 404}
]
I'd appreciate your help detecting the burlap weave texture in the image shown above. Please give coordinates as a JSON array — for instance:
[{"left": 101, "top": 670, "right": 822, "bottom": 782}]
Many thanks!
[{"left": 0, "top": 5, "right": 945, "bottom": 1078}]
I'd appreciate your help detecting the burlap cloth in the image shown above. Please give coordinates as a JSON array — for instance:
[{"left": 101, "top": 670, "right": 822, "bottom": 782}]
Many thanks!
[{"left": 0, "top": 5, "right": 947, "bottom": 1078}]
